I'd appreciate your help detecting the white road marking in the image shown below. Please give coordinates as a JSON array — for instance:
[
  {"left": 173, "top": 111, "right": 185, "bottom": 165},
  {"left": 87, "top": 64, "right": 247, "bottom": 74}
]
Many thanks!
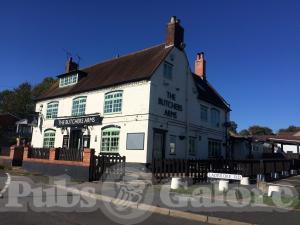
[{"left": 0, "top": 173, "right": 11, "bottom": 198}]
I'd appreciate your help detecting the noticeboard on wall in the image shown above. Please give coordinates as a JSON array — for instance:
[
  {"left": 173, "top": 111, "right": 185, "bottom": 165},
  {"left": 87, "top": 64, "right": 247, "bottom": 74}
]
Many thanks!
[{"left": 126, "top": 133, "right": 145, "bottom": 150}]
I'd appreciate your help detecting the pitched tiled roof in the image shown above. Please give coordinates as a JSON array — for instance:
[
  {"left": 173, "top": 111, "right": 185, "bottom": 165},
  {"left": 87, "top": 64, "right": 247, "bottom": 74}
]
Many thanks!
[
  {"left": 36, "top": 44, "right": 173, "bottom": 101},
  {"left": 192, "top": 74, "right": 230, "bottom": 111}
]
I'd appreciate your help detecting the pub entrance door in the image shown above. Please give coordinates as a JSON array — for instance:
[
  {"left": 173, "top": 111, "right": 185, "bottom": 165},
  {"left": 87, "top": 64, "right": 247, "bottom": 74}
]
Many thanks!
[{"left": 69, "top": 128, "right": 83, "bottom": 150}]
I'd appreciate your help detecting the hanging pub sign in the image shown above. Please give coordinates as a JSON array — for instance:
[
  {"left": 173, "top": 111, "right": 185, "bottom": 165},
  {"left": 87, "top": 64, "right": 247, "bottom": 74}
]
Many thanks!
[{"left": 54, "top": 115, "right": 103, "bottom": 128}]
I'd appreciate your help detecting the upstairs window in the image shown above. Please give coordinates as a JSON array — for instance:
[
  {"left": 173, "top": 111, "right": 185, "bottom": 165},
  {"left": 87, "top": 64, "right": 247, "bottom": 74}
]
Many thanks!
[
  {"left": 46, "top": 101, "right": 59, "bottom": 119},
  {"left": 104, "top": 91, "right": 123, "bottom": 114},
  {"left": 163, "top": 62, "right": 173, "bottom": 80},
  {"left": 101, "top": 127, "right": 120, "bottom": 152},
  {"left": 72, "top": 96, "right": 86, "bottom": 116},
  {"left": 43, "top": 129, "right": 56, "bottom": 148},
  {"left": 200, "top": 105, "right": 208, "bottom": 122},
  {"left": 211, "top": 108, "right": 221, "bottom": 128},
  {"left": 59, "top": 74, "right": 78, "bottom": 87}
]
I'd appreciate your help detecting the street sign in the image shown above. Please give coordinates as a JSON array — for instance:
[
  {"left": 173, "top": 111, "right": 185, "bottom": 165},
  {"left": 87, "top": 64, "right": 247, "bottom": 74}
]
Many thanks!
[{"left": 207, "top": 172, "right": 242, "bottom": 180}]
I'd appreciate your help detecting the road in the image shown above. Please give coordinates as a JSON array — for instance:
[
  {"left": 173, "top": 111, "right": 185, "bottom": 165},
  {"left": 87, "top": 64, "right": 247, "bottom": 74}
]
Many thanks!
[
  {"left": 1, "top": 172, "right": 300, "bottom": 225},
  {"left": 0, "top": 173, "right": 209, "bottom": 225}
]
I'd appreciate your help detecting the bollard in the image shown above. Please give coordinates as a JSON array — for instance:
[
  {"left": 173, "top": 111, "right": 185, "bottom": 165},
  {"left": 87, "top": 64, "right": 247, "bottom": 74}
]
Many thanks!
[
  {"left": 219, "top": 180, "right": 229, "bottom": 192},
  {"left": 268, "top": 185, "right": 281, "bottom": 197},
  {"left": 171, "top": 177, "right": 184, "bottom": 190},
  {"left": 240, "top": 177, "right": 250, "bottom": 185}
]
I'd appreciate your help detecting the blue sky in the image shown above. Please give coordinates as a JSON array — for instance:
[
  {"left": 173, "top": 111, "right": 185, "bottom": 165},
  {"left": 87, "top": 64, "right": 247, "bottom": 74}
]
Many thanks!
[{"left": 1, "top": 0, "right": 299, "bottom": 132}]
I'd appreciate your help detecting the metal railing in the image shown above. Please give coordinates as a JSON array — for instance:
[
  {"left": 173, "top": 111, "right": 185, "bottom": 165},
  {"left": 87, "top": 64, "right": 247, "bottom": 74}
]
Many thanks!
[
  {"left": 55, "top": 148, "right": 84, "bottom": 162},
  {"left": 28, "top": 148, "right": 50, "bottom": 159}
]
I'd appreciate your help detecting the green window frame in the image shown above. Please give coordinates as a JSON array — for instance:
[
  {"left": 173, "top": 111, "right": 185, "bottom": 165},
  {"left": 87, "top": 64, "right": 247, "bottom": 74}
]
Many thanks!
[
  {"left": 208, "top": 139, "right": 222, "bottom": 158},
  {"left": 43, "top": 129, "right": 56, "bottom": 148},
  {"left": 46, "top": 101, "right": 59, "bottom": 119},
  {"left": 101, "top": 127, "right": 120, "bottom": 152},
  {"left": 72, "top": 96, "right": 86, "bottom": 116},
  {"left": 104, "top": 91, "right": 123, "bottom": 114},
  {"left": 59, "top": 74, "right": 78, "bottom": 87},
  {"left": 188, "top": 136, "right": 197, "bottom": 155}
]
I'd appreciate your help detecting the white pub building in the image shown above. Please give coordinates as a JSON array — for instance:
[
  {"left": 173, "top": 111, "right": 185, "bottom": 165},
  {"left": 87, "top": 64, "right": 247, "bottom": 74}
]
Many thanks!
[{"left": 31, "top": 17, "right": 231, "bottom": 163}]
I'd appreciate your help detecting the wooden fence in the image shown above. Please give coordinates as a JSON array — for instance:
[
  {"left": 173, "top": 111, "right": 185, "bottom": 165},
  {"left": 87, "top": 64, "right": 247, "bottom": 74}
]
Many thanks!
[
  {"left": 0, "top": 146, "right": 10, "bottom": 156},
  {"left": 152, "top": 158, "right": 300, "bottom": 183},
  {"left": 89, "top": 153, "right": 126, "bottom": 181}
]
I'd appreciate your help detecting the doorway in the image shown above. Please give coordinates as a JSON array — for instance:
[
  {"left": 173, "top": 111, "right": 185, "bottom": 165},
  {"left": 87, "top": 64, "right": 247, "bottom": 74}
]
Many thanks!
[
  {"left": 153, "top": 129, "right": 166, "bottom": 160},
  {"left": 69, "top": 128, "right": 83, "bottom": 150}
]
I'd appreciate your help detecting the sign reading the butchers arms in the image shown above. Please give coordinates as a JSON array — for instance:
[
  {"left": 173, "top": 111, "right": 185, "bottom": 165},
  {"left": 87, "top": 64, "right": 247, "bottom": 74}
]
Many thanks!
[{"left": 54, "top": 115, "right": 103, "bottom": 128}]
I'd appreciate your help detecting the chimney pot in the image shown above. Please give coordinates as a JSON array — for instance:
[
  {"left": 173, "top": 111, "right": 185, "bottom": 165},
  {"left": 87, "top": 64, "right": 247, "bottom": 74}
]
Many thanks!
[
  {"left": 65, "top": 57, "right": 78, "bottom": 73},
  {"left": 170, "top": 16, "right": 176, "bottom": 23},
  {"left": 195, "top": 52, "right": 206, "bottom": 80}
]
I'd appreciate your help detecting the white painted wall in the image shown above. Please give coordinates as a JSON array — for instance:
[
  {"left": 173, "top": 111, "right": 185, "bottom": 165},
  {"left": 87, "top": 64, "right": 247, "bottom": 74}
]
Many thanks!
[
  {"left": 148, "top": 47, "right": 228, "bottom": 160},
  {"left": 32, "top": 81, "right": 151, "bottom": 163},
  {"left": 32, "top": 47, "right": 229, "bottom": 163}
]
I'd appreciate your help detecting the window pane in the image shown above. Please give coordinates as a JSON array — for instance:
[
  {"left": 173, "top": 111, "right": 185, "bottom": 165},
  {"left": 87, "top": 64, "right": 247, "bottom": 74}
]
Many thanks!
[
  {"left": 104, "top": 91, "right": 123, "bottom": 114},
  {"left": 208, "top": 139, "right": 222, "bottom": 158},
  {"left": 189, "top": 137, "right": 196, "bottom": 155},
  {"left": 43, "top": 130, "right": 56, "bottom": 148},
  {"left": 201, "top": 105, "right": 208, "bottom": 122},
  {"left": 101, "top": 128, "right": 120, "bottom": 152},
  {"left": 211, "top": 109, "right": 220, "bottom": 127},
  {"left": 163, "top": 62, "right": 173, "bottom": 80},
  {"left": 46, "top": 102, "right": 59, "bottom": 119},
  {"left": 59, "top": 74, "right": 78, "bottom": 87},
  {"left": 72, "top": 97, "right": 86, "bottom": 116}
]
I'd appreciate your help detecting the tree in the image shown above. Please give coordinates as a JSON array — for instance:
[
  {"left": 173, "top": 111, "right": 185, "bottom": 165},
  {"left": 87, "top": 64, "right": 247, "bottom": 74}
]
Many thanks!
[
  {"left": 0, "top": 77, "right": 55, "bottom": 118},
  {"left": 13, "top": 82, "right": 34, "bottom": 118},
  {"left": 0, "top": 90, "right": 15, "bottom": 114},
  {"left": 239, "top": 129, "right": 250, "bottom": 136},
  {"left": 32, "top": 77, "right": 55, "bottom": 99},
  {"left": 227, "top": 121, "right": 238, "bottom": 134},
  {"left": 248, "top": 125, "right": 273, "bottom": 136},
  {"left": 278, "top": 126, "right": 300, "bottom": 134},
  {"left": 238, "top": 125, "right": 274, "bottom": 136}
]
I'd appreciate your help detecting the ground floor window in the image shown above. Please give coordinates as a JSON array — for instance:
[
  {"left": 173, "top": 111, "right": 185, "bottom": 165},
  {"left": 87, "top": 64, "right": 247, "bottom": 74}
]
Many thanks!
[
  {"left": 189, "top": 136, "right": 197, "bottom": 155},
  {"left": 43, "top": 129, "right": 56, "bottom": 148},
  {"left": 208, "top": 139, "right": 222, "bottom": 158},
  {"left": 101, "top": 128, "right": 120, "bottom": 152}
]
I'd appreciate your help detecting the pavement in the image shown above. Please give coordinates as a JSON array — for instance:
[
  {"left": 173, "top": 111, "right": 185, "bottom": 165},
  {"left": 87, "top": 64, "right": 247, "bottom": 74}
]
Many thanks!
[{"left": 1, "top": 170, "right": 300, "bottom": 225}]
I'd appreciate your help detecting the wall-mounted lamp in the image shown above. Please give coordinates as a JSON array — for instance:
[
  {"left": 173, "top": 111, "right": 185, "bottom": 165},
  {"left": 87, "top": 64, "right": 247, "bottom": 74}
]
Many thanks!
[
  {"left": 39, "top": 104, "right": 43, "bottom": 114},
  {"left": 61, "top": 127, "right": 66, "bottom": 135},
  {"left": 81, "top": 125, "right": 88, "bottom": 134},
  {"left": 179, "top": 135, "right": 185, "bottom": 140}
]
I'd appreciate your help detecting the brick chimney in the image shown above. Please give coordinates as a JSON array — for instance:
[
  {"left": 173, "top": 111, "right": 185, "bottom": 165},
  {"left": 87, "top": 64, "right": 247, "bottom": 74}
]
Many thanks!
[
  {"left": 165, "top": 16, "right": 185, "bottom": 50},
  {"left": 195, "top": 52, "right": 206, "bottom": 80},
  {"left": 65, "top": 57, "right": 78, "bottom": 73}
]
